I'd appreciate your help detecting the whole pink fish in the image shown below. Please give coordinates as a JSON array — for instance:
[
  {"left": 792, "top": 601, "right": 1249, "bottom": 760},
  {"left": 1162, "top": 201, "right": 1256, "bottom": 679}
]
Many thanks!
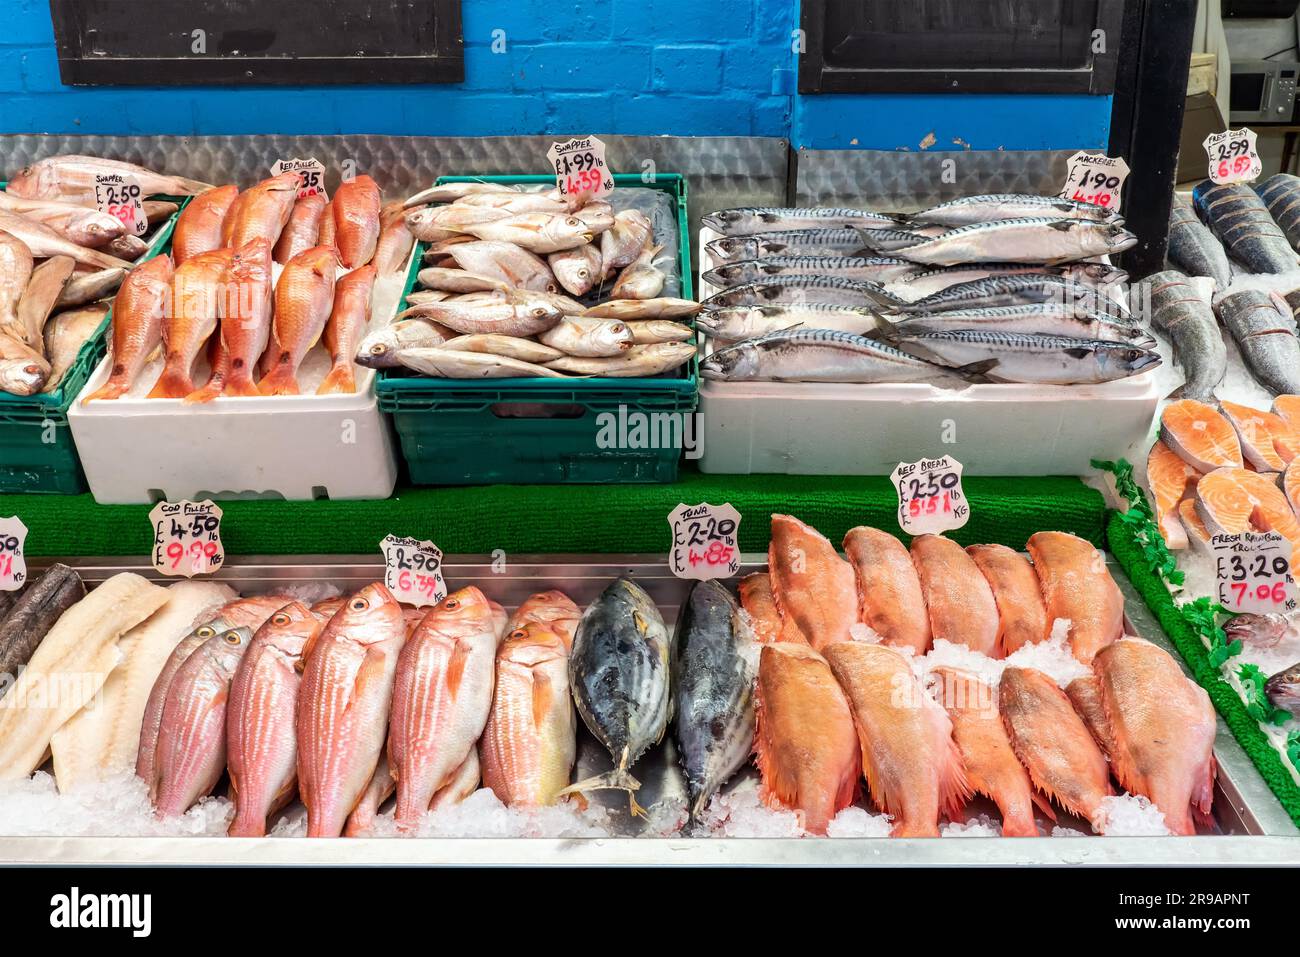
[
  {"left": 505, "top": 590, "right": 580, "bottom": 652},
  {"left": 135, "top": 595, "right": 290, "bottom": 790},
  {"left": 388, "top": 586, "right": 501, "bottom": 831},
  {"left": 296, "top": 583, "right": 406, "bottom": 838},
  {"left": 226, "top": 602, "right": 322, "bottom": 837},
  {"left": 151, "top": 625, "right": 253, "bottom": 816}
]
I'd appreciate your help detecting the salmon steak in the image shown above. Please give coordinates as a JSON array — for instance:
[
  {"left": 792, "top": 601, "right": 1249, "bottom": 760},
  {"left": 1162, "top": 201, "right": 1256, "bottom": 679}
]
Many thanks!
[
  {"left": 1220, "top": 399, "right": 1298, "bottom": 471},
  {"left": 843, "top": 526, "right": 931, "bottom": 653},
  {"left": 966, "top": 543, "right": 1050, "bottom": 655},
  {"left": 1195, "top": 466, "right": 1300, "bottom": 551},
  {"left": 767, "top": 514, "right": 857, "bottom": 652},
  {"left": 909, "top": 534, "right": 999, "bottom": 656},
  {"left": 825, "top": 643, "right": 968, "bottom": 837},
  {"left": 1146, "top": 439, "right": 1203, "bottom": 551},
  {"left": 1094, "top": 638, "right": 1216, "bottom": 835},
  {"left": 1159, "top": 399, "right": 1242, "bottom": 472},
  {"left": 1025, "top": 531, "right": 1123, "bottom": 664},
  {"left": 754, "top": 642, "right": 860, "bottom": 835},
  {"left": 932, "top": 667, "right": 1046, "bottom": 836},
  {"left": 999, "top": 667, "right": 1113, "bottom": 829}
]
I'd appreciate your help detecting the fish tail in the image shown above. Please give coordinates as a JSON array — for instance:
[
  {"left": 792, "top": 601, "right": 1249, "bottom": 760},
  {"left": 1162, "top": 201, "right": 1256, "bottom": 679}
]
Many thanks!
[
  {"left": 316, "top": 362, "right": 356, "bottom": 395},
  {"left": 257, "top": 363, "right": 300, "bottom": 396},
  {"left": 183, "top": 379, "right": 224, "bottom": 404},
  {"left": 227, "top": 813, "right": 267, "bottom": 838},
  {"left": 221, "top": 374, "right": 263, "bottom": 398},
  {"left": 890, "top": 819, "right": 941, "bottom": 838},
  {"left": 147, "top": 364, "right": 195, "bottom": 400},
  {"left": 84, "top": 377, "right": 129, "bottom": 402},
  {"left": 169, "top": 175, "right": 218, "bottom": 195},
  {"left": 557, "top": 767, "right": 643, "bottom": 801}
]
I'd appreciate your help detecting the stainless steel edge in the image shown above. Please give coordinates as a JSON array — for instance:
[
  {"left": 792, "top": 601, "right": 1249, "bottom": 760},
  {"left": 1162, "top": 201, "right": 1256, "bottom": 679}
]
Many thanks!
[{"left": 4, "top": 553, "right": 1293, "bottom": 866}]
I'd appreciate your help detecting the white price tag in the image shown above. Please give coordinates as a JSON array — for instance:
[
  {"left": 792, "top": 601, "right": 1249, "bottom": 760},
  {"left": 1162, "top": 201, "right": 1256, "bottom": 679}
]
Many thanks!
[
  {"left": 380, "top": 534, "right": 447, "bottom": 607},
  {"left": 1212, "top": 531, "right": 1297, "bottom": 614},
  {"left": 891, "top": 455, "right": 970, "bottom": 536},
  {"left": 668, "top": 503, "right": 741, "bottom": 580},
  {"left": 1059, "top": 151, "right": 1130, "bottom": 214},
  {"left": 547, "top": 135, "right": 614, "bottom": 202},
  {"left": 1203, "top": 129, "right": 1263, "bottom": 186},
  {"left": 93, "top": 173, "right": 147, "bottom": 237},
  {"left": 270, "top": 157, "right": 328, "bottom": 200},
  {"left": 149, "top": 500, "right": 224, "bottom": 578},
  {"left": 0, "top": 516, "right": 28, "bottom": 592}
]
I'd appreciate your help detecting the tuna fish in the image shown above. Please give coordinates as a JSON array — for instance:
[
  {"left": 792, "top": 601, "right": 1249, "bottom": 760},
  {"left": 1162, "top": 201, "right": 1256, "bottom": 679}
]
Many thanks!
[
  {"left": 562, "top": 578, "right": 672, "bottom": 815},
  {"left": 673, "top": 580, "right": 757, "bottom": 819}
]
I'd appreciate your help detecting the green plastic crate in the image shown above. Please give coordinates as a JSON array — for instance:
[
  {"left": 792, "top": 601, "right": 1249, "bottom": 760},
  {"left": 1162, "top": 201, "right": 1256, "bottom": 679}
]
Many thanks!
[
  {"left": 0, "top": 190, "right": 186, "bottom": 493},
  {"left": 377, "top": 173, "right": 698, "bottom": 486}
]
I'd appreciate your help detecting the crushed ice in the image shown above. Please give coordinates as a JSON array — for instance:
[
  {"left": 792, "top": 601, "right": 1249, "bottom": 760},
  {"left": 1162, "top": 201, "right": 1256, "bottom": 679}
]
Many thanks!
[{"left": 1096, "top": 794, "right": 1172, "bottom": 836}]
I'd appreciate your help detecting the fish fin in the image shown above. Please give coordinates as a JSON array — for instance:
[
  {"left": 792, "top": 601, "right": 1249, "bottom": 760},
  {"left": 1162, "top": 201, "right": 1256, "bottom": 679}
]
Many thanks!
[
  {"left": 316, "top": 362, "right": 357, "bottom": 395},
  {"left": 257, "top": 362, "right": 301, "bottom": 396},
  {"left": 1192, "top": 753, "right": 1218, "bottom": 820},
  {"left": 1030, "top": 787, "right": 1058, "bottom": 822},
  {"left": 444, "top": 638, "right": 471, "bottom": 698},
  {"left": 183, "top": 381, "right": 223, "bottom": 404},
  {"left": 531, "top": 668, "right": 554, "bottom": 729},
  {"left": 932, "top": 705, "right": 973, "bottom": 821},
  {"left": 1048, "top": 220, "right": 1076, "bottom": 232},
  {"left": 146, "top": 363, "right": 194, "bottom": 400},
  {"left": 951, "top": 358, "right": 999, "bottom": 382}
]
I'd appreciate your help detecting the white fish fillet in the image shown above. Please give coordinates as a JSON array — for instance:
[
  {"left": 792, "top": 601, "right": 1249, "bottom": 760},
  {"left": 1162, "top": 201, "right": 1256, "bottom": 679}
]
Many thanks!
[
  {"left": 49, "top": 580, "right": 235, "bottom": 792},
  {"left": 0, "top": 573, "right": 168, "bottom": 782}
]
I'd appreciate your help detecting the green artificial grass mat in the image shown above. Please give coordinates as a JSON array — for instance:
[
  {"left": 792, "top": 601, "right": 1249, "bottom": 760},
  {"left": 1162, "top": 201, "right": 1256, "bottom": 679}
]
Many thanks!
[
  {"left": 1108, "top": 511, "right": 1300, "bottom": 831},
  {"left": 0, "top": 473, "right": 1105, "bottom": 557}
]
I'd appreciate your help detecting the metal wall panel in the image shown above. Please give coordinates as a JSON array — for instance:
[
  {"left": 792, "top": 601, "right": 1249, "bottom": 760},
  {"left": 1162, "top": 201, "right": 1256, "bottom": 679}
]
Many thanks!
[
  {"left": 795, "top": 147, "right": 1080, "bottom": 210},
  {"left": 0, "top": 134, "right": 790, "bottom": 270}
]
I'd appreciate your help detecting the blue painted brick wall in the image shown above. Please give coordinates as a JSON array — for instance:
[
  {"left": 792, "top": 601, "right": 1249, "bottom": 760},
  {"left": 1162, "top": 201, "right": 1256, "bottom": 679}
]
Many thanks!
[{"left": 0, "top": 0, "right": 1109, "bottom": 151}]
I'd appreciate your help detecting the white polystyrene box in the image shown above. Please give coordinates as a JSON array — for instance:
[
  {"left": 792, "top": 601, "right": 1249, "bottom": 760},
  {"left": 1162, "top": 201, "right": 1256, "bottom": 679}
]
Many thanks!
[
  {"left": 694, "top": 227, "right": 1160, "bottom": 476},
  {"left": 67, "top": 264, "right": 409, "bottom": 504}
]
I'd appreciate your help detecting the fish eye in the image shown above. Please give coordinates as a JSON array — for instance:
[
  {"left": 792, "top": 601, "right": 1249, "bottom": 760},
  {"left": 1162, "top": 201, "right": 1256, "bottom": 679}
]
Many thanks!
[
  {"left": 532, "top": 307, "right": 547, "bottom": 318},
  {"left": 370, "top": 343, "right": 387, "bottom": 355},
  {"left": 350, "top": 597, "right": 369, "bottom": 611},
  {"left": 444, "top": 598, "right": 460, "bottom": 609},
  {"left": 224, "top": 631, "right": 242, "bottom": 645},
  {"left": 197, "top": 626, "right": 215, "bottom": 638},
  {"left": 510, "top": 629, "right": 527, "bottom": 640},
  {"left": 566, "top": 218, "right": 580, "bottom": 226},
  {"left": 578, "top": 268, "right": 589, "bottom": 278},
  {"left": 272, "top": 612, "right": 291, "bottom": 626}
]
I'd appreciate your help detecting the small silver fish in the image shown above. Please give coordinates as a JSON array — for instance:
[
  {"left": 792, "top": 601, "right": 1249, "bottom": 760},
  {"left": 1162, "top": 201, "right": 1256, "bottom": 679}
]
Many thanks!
[
  {"left": 702, "top": 276, "right": 899, "bottom": 310},
  {"left": 703, "top": 256, "right": 920, "bottom": 289},
  {"left": 891, "top": 329, "right": 1160, "bottom": 384},
  {"left": 884, "top": 218, "right": 1137, "bottom": 266},
  {"left": 697, "top": 303, "right": 881, "bottom": 341},
  {"left": 355, "top": 318, "right": 454, "bottom": 368},
  {"left": 703, "top": 207, "right": 896, "bottom": 236},
  {"left": 894, "top": 262, "right": 1128, "bottom": 300},
  {"left": 705, "top": 230, "right": 871, "bottom": 263},
  {"left": 900, "top": 194, "right": 1118, "bottom": 227},
  {"left": 701, "top": 328, "right": 959, "bottom": 384}
]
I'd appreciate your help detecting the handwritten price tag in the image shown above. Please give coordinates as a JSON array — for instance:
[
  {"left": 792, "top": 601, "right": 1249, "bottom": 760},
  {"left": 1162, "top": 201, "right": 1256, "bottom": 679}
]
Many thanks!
[
  {"left": 270, "top": 157, "right": 328, "bottom": 200},
  {"left": 547, "top": 135, "right": 614, "bottom": 202},
  {"left": 94, "top": 173, "right": 147, "bottom": 237},
  {"left": 891, "top": 455, "right": 970, "bottom": 536},
  {"left": 1213, "top": 531, "right": 1297, "bottom": 614},
  {"left": 1204, "top": 129, "right": 1263, "bottom": 186},
  {"left": 0, "top": 517, "right": 28, "bottom": 592},
  {"left": 1059, "top": 151, "right": 1130, "bottom": 214},
  {"left": 381, "top": 534, "right": 447, "bottom": 607},
  {"left": 668, "top": 503, "right": 741, "bottom": 580},
  {"left": 149, "top": 500, "right": 224, "bottom": 578}
]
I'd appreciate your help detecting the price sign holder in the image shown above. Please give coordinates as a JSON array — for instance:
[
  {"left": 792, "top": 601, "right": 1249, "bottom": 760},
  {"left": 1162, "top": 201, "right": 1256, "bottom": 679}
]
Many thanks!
[
  {"left": 1212, "top": 531, "right": 1297, "bottom": 614},
  {"left": 1059, "top": 151, "right": 1130, "bottom": 214},
  {"left": 547, "top": 136, "right": 614, "bottom": 203},
  {"left": 1203, "top": 129, "right": 1263, "bottom": 185},
  {"left": 93, "top": 172, "right": 147, "bottom": 237},
  {"left": 149, "top": 500, "right": 224, "bottom": 578},
  {"left": 380, "top": 534, "right": 447, "bottom": 607},
  {"left": 0, "top": 516, "right": 28, "bottom": 592},
  {"left": 270, "top": 157, "right": 328, "bottom": 200},
  {"left": 668, "top": 503, "right": 741, "bottom": 580},
  {"left": 891, "top": 455, "right": 970, "bottom": 536}
]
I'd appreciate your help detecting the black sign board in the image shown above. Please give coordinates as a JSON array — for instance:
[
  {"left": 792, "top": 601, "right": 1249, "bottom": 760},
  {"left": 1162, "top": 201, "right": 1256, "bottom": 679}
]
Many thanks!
[
  {"left": 49, "top": 0, "right": 464, "bottom": 85},
  {"left": 799, "top": 0, "right": 1125, "bottom": 95}
]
